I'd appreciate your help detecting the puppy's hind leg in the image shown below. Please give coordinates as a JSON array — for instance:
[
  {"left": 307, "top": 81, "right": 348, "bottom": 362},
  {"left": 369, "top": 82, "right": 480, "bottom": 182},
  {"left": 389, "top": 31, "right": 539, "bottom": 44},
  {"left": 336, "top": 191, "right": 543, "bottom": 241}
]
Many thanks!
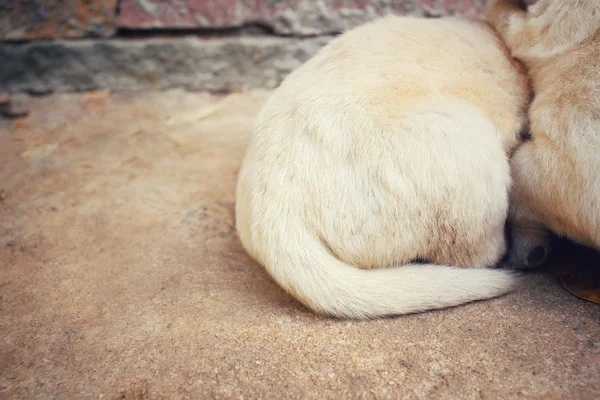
[
  {"left": 482, "top": 223, "right": 510, "bottom": 269},
  {"left": 504, "top": 142, "right": 552, "bottom": 270}
]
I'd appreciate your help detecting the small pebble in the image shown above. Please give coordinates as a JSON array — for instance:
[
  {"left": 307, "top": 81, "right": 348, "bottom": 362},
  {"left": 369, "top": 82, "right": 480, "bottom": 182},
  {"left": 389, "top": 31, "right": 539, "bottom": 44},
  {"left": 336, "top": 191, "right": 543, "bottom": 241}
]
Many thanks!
[{"left": 0, "top": 93, "right": 30, "bottom": 118}]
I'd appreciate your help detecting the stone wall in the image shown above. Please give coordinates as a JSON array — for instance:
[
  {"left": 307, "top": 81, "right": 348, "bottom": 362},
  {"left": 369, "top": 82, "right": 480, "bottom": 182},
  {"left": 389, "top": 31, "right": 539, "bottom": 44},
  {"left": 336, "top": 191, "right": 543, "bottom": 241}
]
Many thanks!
[
  {"left": 116, "top": 0, "right": 485, "bottom": 35},
  {"left": 0, "top": 0, "right": 486, "bottom": 93},
  {"left": 1, "top": 0, "right": 118, "bottom": 40}
]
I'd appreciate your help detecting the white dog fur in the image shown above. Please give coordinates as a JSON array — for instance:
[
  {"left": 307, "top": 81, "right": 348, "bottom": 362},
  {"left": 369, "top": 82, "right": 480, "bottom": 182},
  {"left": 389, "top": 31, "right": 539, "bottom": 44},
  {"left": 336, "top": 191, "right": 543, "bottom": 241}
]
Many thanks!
[{"left": 235, "top": 15, "right": 530, "bottom": 318}]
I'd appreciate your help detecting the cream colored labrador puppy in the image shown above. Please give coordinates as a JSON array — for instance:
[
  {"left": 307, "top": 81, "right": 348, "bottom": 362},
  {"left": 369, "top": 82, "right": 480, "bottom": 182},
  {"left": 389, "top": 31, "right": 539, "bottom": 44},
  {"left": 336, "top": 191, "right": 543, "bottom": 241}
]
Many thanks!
[
  {"left": 235, "top": 15, "right": 529, "bottom": 318},
  {"left": 487, "top": 0, "right": 600, "bottom": 269}
]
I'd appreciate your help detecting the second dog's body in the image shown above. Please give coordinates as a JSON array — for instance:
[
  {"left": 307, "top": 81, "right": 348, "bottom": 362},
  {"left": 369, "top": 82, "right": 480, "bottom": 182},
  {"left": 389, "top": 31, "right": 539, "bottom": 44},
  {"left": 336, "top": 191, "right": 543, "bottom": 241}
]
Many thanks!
[{"left": 487, "top": 0, "right": 600, "bottom": 268}]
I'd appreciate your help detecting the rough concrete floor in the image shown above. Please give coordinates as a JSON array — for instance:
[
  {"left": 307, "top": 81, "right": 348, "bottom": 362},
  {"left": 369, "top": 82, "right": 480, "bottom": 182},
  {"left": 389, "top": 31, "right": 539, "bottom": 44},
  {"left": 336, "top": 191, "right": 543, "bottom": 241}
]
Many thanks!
[{"left": 0, "top": 90, "right": 599, "bottom": 399}]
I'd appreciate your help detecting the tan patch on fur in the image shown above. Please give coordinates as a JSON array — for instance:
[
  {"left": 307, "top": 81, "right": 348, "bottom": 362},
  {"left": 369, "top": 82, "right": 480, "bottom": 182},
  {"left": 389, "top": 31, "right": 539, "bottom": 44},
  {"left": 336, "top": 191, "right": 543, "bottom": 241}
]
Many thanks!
[
  {"left": 469, "top": 19, "right": 531, "bottom": 133},
  {"left": 369, "top": 84, "right": 430, "bottom": 116}
]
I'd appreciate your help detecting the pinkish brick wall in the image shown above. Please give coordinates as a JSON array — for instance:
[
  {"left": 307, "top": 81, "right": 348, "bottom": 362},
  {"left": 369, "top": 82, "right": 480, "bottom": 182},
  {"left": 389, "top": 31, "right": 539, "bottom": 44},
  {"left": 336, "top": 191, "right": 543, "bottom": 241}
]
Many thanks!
[
  {"left": 1, "top": 0, "right": 487, "bottom": 40},
  {"left": 0, "top": 0, "right": 118, "bottom": 40},
  {"left": 117, "top": 0, "right": 486, "bottom": 35}
]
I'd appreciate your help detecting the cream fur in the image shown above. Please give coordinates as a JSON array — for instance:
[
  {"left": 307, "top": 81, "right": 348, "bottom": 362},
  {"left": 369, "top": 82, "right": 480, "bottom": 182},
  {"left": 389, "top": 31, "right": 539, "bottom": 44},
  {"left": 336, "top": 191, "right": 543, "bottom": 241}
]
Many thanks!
[
  {"left": 487, "top": 0, "right": 600, "bottom": 268},
  {"left": 235, "top": 15, "right": 529, "bottom": 318}
]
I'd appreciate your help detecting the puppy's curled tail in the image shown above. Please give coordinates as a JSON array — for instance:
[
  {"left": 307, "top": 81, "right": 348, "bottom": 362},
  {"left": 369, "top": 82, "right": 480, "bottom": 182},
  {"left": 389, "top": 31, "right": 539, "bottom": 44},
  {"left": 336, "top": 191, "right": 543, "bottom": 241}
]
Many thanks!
[{"left": 262, "top": 230, "right": 516, "bottom": 319}]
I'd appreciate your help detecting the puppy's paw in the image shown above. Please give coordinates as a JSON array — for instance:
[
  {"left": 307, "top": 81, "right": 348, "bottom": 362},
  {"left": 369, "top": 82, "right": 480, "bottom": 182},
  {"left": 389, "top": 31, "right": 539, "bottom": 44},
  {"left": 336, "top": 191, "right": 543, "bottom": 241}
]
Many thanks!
[{"left": 504, "top": 226, "right": 551, "bottom": 270}]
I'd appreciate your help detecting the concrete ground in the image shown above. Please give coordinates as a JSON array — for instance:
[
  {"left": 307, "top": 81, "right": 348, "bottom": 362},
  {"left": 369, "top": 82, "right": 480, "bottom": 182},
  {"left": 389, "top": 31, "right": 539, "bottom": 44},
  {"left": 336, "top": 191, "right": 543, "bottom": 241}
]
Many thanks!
[{"left": 1, "top": 90, "right": 598, "bottom": 399}]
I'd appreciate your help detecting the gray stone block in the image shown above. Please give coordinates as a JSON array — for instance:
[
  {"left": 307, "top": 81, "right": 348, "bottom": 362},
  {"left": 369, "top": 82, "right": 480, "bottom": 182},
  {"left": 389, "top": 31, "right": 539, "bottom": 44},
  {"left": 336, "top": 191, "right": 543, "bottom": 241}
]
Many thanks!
[{"left": 0, "top": 36, "right": 331, "bottom": 93}]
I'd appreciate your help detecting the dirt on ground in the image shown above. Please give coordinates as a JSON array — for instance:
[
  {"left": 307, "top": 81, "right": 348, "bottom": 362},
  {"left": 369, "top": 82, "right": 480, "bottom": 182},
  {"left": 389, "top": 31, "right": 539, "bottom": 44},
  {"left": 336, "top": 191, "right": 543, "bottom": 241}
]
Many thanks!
[{"left": 0, "top": 90, "right": 599, "bottom": 399}]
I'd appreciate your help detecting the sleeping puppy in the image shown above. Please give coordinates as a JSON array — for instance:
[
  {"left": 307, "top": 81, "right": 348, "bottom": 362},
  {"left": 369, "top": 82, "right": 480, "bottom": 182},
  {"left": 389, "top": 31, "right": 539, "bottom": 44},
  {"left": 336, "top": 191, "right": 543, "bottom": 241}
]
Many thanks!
[
  {"left": 235, "top": 15, "right": 529, "bottom": 318},
  {"left": 487, "top": 0, "right": 600, "bottom": 269}
]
